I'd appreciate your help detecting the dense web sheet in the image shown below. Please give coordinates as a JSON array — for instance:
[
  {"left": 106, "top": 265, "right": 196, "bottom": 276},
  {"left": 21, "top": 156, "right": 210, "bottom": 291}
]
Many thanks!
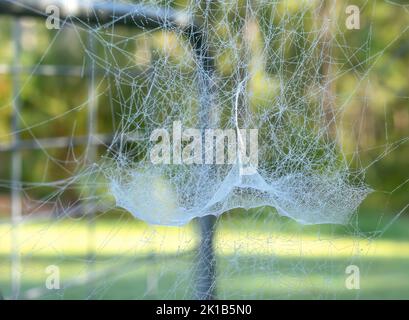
[
  {"left": 1, "top": 0, "right": 409, "bottom": 300},
  {"left": 105, "top": 0, "right": 371, "bottom": 226}
]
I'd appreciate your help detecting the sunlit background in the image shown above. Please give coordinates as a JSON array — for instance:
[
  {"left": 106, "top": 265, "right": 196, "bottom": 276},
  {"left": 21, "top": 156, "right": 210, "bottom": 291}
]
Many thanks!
[{"left": 0, "top": 0, "right": 408, "bottom": 299}]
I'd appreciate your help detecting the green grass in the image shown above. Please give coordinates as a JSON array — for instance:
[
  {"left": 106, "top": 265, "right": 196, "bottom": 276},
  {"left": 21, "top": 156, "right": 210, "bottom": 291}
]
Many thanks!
[{"left": 0, "top": 210, "right": 408, "bottom": 299}]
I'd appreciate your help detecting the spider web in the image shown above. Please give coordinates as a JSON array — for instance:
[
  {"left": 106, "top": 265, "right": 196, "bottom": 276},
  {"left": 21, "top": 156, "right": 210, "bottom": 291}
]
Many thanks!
[{"left": 0, "top": 0, "right": 408, "bottom": 299}]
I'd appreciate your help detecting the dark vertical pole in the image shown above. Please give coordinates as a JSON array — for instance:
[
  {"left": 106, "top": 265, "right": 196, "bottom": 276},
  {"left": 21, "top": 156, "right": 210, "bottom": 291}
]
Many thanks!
[
  {"left": 86, "top": 31, "right": 97, "bottom": 297},
  {"left": 188, "top": 24, "right": 217, "bottom": 300},
  {"left": 196, "top": 215, "right": 216, "bottom": 299},
  {"left": 11, "top": 18, "right": 22, "bottom": 300}
]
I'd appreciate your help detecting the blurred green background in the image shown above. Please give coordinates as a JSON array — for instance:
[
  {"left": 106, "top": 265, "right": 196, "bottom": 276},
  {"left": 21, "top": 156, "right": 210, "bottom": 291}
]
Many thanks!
[
  {"left": 1, "top": 212, "right": 409, "bottom": 299},
  {"left": 0, "top": 0, "right": 408, "bottom": 299}
]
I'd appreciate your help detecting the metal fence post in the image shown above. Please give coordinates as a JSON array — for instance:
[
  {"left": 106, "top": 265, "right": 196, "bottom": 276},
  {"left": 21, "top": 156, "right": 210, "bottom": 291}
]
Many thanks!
[
  {"left": 0, "top": 1, "right": 218, "bottom": 300},
  {"left": 86, "top": 31, "right": 97, "bottom": 296},
  {"left": 11, "top": 18, "right": 22, "bottom": 300}
]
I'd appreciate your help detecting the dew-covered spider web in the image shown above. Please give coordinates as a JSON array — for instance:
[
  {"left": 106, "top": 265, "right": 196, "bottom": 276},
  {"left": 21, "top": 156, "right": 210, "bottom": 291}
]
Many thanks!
[
  {"left": 1, "top": 0, "right": 409, "bottom": 299},
  {"left": 106, "top": 1, "right": 372, "bottom": 226}
]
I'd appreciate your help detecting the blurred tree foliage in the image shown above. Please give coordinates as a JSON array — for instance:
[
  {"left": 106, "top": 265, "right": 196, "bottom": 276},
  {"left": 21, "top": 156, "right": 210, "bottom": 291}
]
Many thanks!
[{"left": 0, "top": 0, "right": 407, "bottom": 215}]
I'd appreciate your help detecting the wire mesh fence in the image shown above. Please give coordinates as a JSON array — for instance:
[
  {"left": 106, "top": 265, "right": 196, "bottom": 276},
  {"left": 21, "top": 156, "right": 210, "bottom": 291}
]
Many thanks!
[{"left": 0, "top": 0, "right": 215, "bottom": 299}]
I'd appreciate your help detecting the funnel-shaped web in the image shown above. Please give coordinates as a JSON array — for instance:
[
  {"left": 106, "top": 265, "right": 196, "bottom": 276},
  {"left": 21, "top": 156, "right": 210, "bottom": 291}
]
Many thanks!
[{"left": 105, "top": 2, "right": 370, "bottom": 226}]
